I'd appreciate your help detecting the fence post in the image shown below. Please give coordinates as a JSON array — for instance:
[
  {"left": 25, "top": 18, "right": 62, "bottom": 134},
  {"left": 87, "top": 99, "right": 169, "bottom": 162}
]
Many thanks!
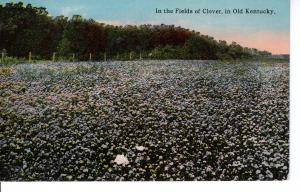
[
  {"left": 129, "top": 52, "right": 132, "bottom": 60},
  {"left": 29, "top": 51, "right": 32, "bottom": 63},
  {"left": 89, "top": 53, "right": 92, "bottom": 61},
  {"left": 104, "top": 52, "right": 106, "bottom": 61},
  {"left": 72, "top": 53, "right": 75, "bottom": 62},
  {"left": 52, "top": 52, "right": 56, "bottom": 62},
  {"left": 140, "top": 52, "right": 142, "bottom": 60},
  {"left": 117, "top": 53, "right": 119, "bottom": 60},
  {"left": 1, "top": 51, "right": 4, "bottom": 62}
]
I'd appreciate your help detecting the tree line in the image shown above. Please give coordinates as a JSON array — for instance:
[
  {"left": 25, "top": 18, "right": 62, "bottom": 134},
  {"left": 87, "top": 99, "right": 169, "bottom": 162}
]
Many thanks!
[{"left": 0, "top": 2, "right": 272, "bottom": 61}]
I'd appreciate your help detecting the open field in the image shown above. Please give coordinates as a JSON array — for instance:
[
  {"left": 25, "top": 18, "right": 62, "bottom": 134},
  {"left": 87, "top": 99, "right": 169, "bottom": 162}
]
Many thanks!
[{"left": 0, "top": 60, "right": 289, "bottom": 181}]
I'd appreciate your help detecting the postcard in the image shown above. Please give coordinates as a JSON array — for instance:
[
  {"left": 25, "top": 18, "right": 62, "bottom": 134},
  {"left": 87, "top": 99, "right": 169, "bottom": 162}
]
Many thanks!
[{"left": 0, "top": 0, "right": 289, "bottom": 182}]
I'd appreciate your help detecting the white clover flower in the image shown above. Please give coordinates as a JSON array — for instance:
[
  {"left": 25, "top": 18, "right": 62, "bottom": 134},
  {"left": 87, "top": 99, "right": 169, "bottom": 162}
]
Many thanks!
[
  {"left": 135, "top": 146, "right": 145, "bottom": 151},
  {"left": 113, "top": 154, "right": 129, "bottom": 166}
]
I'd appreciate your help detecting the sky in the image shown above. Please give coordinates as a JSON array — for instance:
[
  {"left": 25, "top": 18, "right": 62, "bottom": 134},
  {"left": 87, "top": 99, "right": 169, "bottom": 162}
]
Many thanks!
[{"left": 1, "top": 0, "right": 290, "bottom": 54}]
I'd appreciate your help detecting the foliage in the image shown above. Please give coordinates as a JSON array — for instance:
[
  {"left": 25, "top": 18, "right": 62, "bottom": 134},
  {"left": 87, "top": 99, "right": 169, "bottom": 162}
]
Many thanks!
[
  {"left": 0, "top": 2, "right": 272, "bottom": 61},
  {"left": 184, "top": 35, "right": 218, "bottom": 60},
  {"left": 150, "top": 45, "right": 184, "bottom": 59},
  {"left": 0, "top": 56, "right": 26, "bottom": 66}
]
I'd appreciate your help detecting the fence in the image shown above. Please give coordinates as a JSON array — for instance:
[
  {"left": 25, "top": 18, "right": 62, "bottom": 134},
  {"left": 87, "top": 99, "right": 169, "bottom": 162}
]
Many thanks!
[{"left": 0, "top": 51, "right": 149, "bottom": 63}]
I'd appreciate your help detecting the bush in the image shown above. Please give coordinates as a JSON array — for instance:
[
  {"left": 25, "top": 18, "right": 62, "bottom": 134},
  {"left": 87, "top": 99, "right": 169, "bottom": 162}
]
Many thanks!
[
  {"left": 0, "top": 56, "right": 26, "bottom": 66},
  {"left": 151, "top": 45, "right": 183, "bottom": 59}
]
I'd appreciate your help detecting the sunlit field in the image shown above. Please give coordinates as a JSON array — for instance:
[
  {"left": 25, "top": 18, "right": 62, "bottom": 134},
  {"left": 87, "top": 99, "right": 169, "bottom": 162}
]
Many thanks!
[{"left": 0, "top": 60, "right": 289, "bottom": 181}]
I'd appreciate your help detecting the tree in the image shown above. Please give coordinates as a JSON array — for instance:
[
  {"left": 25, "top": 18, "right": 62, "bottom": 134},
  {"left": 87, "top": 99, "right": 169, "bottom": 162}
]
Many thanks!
[
  {"left": 1, "top": 2, "right": 267, "bottom": 61},
  {"left": 184, "top": 35, "right": 217, "bottom": 59},
  {"left": 57, "top": 15, "right": 86, "bottom": 59},
  {"left": 0, "top": 2, "right": 58, "bottom": 58}
]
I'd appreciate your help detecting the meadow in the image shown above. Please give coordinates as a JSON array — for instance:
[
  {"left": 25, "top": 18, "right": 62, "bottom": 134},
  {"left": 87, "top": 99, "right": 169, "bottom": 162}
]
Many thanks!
[{"left": 0, "top": 60, "right": 289, "bottom": 181}]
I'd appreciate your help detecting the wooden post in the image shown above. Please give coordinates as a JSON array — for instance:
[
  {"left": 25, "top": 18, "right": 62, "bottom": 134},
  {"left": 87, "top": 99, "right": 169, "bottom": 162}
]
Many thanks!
[
  {"left": 52, "top": 52, "right": 56, "bottom": 62},
  {"left": 29, "top": 51, "right": 31, "bottom": 62},
  {"left": 1, "top": 51, "right": 4, "bottom": 62},
  {"left": 117, "top": 53, "right": 119, "bottom": 60},
  {"left": 72, "top": 53, "right": 75, "bottom": 62},
  {"left": 129, "top": 52, "right": 132, "bottom": 60},
  {"left": 104, "top": 52, "right": 106, "bottom": 61},
  {"left": 89, "top": 53, "right": 92, "bottom": 61},
  {"left": 140, "top": 52, "right": 142, "bottom": 60}
]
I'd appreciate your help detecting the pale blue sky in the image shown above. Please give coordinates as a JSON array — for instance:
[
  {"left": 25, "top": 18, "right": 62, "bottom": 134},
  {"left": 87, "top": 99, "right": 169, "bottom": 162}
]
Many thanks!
[{"left": 1, "top": 0, "right": 290, "bottom": 53}]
